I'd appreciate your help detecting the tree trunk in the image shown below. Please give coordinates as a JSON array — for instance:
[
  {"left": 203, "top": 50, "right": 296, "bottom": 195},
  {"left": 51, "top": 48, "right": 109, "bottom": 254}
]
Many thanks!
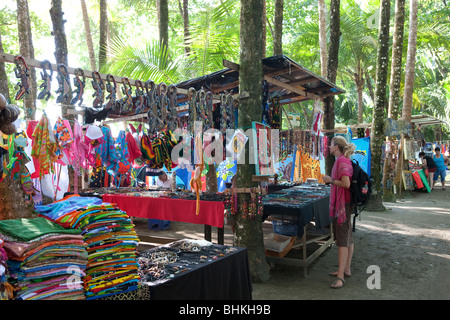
[
  {"left": 401, "top": 0, "right": 418, "bottom": 123},
  {"left": 388, "top": 0, "right": 406, "bottom": 120},
  {"left": 367, "top": 0, "right": 390, "bottom": 212},
  {"left": 205, "top": 164, "right": 218, "bottom": 192},
  {"left": 323, "top": 0, "right": 340, "bottom": 176},
  {"left": 50, "top": 0, "right": 69, "bottom": 66},
  {"left": 365, "top": 70, "right": 375, "bottom": 102},
  {"left": 262, "top": 0, "right": 267, "bottom": 58},
  {"left": 178, "top": 0, "right": 191, "bottom": 55},
  {"left": 318, "top": 0, "right": 327, "bottom": 77},
  {"left": 383, "top": 0, "right": 406, "bottom": 203},
  {"left": 80, "top": 0, "right": 97, "bottom": 71},
  {"left": 50, "top": 0, "right": 74, "bottom": 121},
  {"left": 273, "top": 0, "right": 283, "bottom": 56},
  {"left": 355, "top": 63, "right": 364, "bottom": 124},
  {"left": 16, "top": 0, "right": 37, "bottom": 120},
  {"left": 393, "top": 0, "right": 417, "bottom": 200},
  {"left": 0, "top": 35, "right": 9, "bottom": 98},
  {"left": 158, "top": 0, "right": 169, "bottom": 50},
  {"left": 99, "top": 0, "right": 108, "bottom": 71},
  {"left": 0, "top": 34, "right": 34, "bottom": 220},
  {"left": 236, "top": 0, "right": 269, "bottom": 283}
]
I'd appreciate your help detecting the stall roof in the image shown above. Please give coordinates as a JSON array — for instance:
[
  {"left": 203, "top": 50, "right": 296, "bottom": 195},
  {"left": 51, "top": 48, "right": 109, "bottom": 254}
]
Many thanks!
[
  {"left": 411, "top": 114, "right": 447, "bottom": 127},
  {"left": 103, "top": 55, "right": 346, "bottom": 122},
  {"left": 175, "top": 55, "right": 345, "bottom": 106}
]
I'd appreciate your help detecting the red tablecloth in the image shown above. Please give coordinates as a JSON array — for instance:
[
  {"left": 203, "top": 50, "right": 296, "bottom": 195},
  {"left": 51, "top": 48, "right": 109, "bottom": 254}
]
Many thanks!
[{"left": 102, "top": 194, "right": 225, "bottom": 228}]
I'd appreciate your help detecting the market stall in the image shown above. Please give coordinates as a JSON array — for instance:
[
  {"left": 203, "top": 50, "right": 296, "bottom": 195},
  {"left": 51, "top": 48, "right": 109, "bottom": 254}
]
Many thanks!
[
  {"left": 261, "top": 183, "right": 332, "bottom": 277},
  {"left": 103, "top": 193, "right": 226, "bottom": 244},
  {"left": 0, "top": 51, "right": 344, "bottom": 300},
  {"left": 137, "top": 239, "right": 252, "bottom": 300}
]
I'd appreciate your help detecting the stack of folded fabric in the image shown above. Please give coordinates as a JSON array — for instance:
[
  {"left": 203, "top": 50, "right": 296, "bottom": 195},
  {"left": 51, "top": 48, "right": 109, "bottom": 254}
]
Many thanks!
[
  {"left": 36, "top": 195, "right": 140, "bottom": 300},
  {"left": 1, "top": 238, "right": 14, "bottom": 300},
  {"left": 0, "top": 217, "right": 87, "bottom": 300}
]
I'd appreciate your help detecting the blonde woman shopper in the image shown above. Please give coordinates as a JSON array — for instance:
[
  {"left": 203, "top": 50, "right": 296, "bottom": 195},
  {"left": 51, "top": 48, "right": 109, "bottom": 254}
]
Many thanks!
[{"left": 322, "top": 136, "right": 356, "bottom": 289}]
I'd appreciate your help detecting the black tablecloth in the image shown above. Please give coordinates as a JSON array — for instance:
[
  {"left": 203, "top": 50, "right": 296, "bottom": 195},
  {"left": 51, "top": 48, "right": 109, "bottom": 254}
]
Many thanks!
[
  {"left": 262, "top": 195, "right": 330, "bottom": 238},
  {"left": 140, "top": 244, "right": 253, "bottom": 300}
]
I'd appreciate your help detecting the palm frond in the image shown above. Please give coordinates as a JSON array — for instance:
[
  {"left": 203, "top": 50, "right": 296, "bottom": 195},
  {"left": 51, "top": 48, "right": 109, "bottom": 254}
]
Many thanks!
[{"left": 104, "top": 36, "right": 182, "bottom": 84}]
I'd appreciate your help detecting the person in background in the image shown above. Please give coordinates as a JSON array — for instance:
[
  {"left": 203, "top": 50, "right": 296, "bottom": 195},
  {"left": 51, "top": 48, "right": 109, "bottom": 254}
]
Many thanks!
[
  {"left": 322, "top": 136, "right": 356, "bottom": 289},
  {"left": 432, "top": 147, "right": 449, "bottom": 191},
  {"left": 419, "top": 151, "right": 437, "bottom": 190},
  {"left": 156, "top": 171, "right": 173, "bottom": 189}
]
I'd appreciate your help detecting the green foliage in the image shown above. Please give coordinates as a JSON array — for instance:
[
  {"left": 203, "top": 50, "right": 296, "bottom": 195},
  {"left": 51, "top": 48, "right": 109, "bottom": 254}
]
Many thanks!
[
  {"left": 1, "top": 0, "right": 449, "bottom": 134},
  {"left": 182, "top": 0, "right": 240, "bottom": 77},
  {"left": 104, "top": 37, "right": 182, "bottom": 84}
]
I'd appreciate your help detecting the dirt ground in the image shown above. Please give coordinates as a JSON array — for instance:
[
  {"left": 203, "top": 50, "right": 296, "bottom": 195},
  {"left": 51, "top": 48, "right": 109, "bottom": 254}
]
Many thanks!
[
  {"left": 133, "top": 179, "right": 450, "bottom": 301},
  {"left": 252, "top": 181, "right": 450, "bottom": 300}
]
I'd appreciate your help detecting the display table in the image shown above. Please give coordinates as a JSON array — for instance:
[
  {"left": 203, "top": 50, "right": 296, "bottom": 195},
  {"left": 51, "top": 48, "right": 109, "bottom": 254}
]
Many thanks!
[
  {"left": 262, "top": 185, "right": 333, "bottom": 277},
  {"left": 138, "top": 241, "right": 252, "bottom": 300},
  {"left": 102, "top": 194, "right": 226, "bottom": 243}
]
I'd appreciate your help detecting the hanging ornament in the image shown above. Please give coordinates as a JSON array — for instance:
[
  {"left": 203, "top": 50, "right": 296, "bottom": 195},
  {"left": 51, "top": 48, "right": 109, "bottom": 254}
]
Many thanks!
[
  {"left": 119, "top": 77, "right": 134, "bottom": 113},
  {"left": 55, "top": 63, "right": 72, "bottom": 104},
  {"left": 134, "top": 80, "right": 146, "bottom": 114},
  {"left": 70, "top": 68, "right": 86, "bottom": 106},
  {"left": 37, "top": 60, "right": 53, "bottom": 101},
  {"left": 91, "top": 71, "right": 105, "bottom": 108},
  {"left": 105, "top": 74, "right": 117, "bottom": 109},
  {"left": 166, "top": 84, "right": 178, "bottom": 132},
  {"left": 13, "top": 55, "right": 31, "bottom": 100}
]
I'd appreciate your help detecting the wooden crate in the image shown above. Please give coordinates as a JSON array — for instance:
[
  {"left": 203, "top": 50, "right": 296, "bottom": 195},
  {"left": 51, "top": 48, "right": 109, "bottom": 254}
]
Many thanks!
[{"left": 265, "top": 234, "right": 295, "bottom": 258}]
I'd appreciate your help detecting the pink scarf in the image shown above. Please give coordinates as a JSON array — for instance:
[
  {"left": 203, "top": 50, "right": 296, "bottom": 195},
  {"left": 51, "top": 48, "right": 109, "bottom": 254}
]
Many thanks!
[{"left": 330, "top": 155, "right": 353, "bottom": 225}]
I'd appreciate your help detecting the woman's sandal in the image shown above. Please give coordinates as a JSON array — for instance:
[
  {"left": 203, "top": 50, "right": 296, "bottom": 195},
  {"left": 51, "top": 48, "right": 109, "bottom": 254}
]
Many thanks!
[
  {"left": 329, "top": 271, "right": 351, "bottom": 277},
  {"left": 330, "top": 277, "right": 345, "bottom": 289}
]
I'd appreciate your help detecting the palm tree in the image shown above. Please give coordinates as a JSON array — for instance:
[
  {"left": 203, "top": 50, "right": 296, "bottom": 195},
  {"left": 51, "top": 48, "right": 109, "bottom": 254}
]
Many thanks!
[
  {"left": 99, "top": 0, "right": 108, "bottom": 71},
  {"left": 158, "top": 0, "right": 169, "bottom": 50},
  {"left": 183, "top": 0, "right": 239, "bottom": 77},
  {"left": 16, "top": 0, "right": 37, "bottom": 120},
  {"left": 368, "top": 0, "right": 390, "bottom": 212},
  {"left": 338, "top": 0, "right": 378, "bottom": 124},
  {"left": 383, "top": 0, "right": 406, "bottom": 203},
  {"left": 104, "top": 0, "right": 239, "bottom": 82},
  {"left": 323, "top": 0, "right": 340, "bottom": 175},
  {"left": 80, "top": 0, "right": 97, "bottom": 71},
  {"left": 273, "top": 0, "right": 284, "bottom": 56},
  {"left": 318, "top": 0, "right": 327, "bottom": 77},
  {"left": 402, "top": 0, "right": 419, "bottom": 123}
]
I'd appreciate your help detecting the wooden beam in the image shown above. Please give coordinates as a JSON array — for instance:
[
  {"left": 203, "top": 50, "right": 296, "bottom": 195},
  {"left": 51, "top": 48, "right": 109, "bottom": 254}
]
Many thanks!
[
  {"left": 278, "top": 96, "right": 310, "bottom": 106},
  {"left": 264, "top": 76, "right": 321, "bottom": 100},
  {"left": 289, "top": 76, "right": 317, "bottom": 86},
  {"left": 0, "top": 52, "right": 190, "bottom": 95},
  {"left": 223, "top": 59, "right": 240, "bottom": 71},
  {"left": 305, "top": 85, "right": 332, "bottom": 93},
  {"left": 210, "top": 80, "right": 239, "bottom": 93}
]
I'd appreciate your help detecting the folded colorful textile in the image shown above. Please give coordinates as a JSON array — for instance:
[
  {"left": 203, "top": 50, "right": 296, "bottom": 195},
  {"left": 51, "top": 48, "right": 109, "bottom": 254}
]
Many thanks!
[
  {"left": 36, "top": 195, "right": 140, "bottom": 299},
  {"left": 0, "top": 217, "right": 87, "bottom": 300}
]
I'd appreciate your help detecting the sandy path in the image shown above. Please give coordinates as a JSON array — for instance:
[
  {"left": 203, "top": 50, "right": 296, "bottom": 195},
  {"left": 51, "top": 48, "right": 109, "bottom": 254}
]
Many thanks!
[{"left": 251, "top": 183, "right": 450, "bottom": 300}]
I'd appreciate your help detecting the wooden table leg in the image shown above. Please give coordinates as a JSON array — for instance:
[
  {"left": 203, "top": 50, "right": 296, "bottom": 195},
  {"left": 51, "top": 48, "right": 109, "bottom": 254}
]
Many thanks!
[
  {"left": 204, "top": 225, "right": 212, "bottom": 242},
  {"left": 302, "top": 226, "right": 307, "bottom": 278},
  {"left": 218, "top": 227, "right": 224, "bottom": 245}
]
